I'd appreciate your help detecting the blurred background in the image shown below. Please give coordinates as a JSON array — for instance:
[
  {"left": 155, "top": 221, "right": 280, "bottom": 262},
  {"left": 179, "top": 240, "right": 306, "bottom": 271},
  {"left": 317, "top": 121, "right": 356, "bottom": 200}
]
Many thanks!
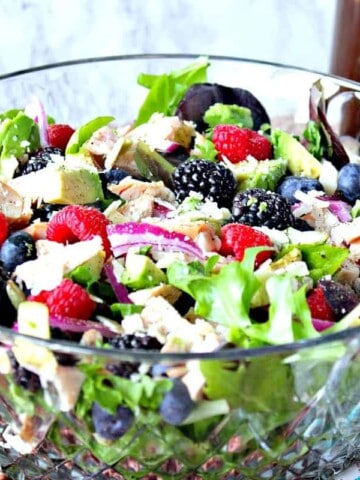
[{"left": 0, "top": 0, "right": 339, "bottom": 75}]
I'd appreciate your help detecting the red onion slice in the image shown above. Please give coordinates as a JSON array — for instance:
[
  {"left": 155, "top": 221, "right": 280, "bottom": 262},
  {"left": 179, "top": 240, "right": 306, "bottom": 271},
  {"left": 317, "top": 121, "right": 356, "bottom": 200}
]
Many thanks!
[
  {"left": 320, "top": 195, "right": 352, "bottom": 223},
  {"left": 103, "top": 263, "right": 132, "bottom": 304},
  {"left": 107, "top": 222, "right": 205, "bottom": 260},
  {"left": 12, "top": 316, "right": 114, "bottom": 337},
  {"left": 24, "top": 96, "right": 49, "bottom": 147}
]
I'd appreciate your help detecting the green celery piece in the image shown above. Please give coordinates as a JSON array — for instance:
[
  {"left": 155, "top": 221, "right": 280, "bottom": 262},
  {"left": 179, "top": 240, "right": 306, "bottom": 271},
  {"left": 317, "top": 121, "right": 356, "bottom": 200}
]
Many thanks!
[
  {"left": 204, "top": 103, "right": 253, "bottom": 129},
  {"left": 65, "top": 116, "right": 114, "bottom": 154},
  {"left": 278, "top": 243, "right": 348, "bottom": 282},
  {"left": 134, "top": 56, "right": 209, "bottom": 126},
  {"left": 110, "top": 302, "right": 143, "bottom": 319}
]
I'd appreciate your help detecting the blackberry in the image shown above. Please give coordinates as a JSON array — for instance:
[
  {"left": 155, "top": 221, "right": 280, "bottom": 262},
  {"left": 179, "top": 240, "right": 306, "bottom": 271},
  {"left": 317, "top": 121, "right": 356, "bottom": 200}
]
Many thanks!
[
  {"left": 232, "top": 188, "right": 295, "bottom": 230},
  {"left": 172, "top": 159, "right": 236, "bottom": 208},
  {"left": 109, "top": 333, "right": 162, "bottom": 351},
  {"left": 30, "top": 203, "right": 64, "bottom": 222},
  {"left": 106, "top": 334, "right": 162, "bottom": 378},
  {"left": 19, "top": 147, "right": 64, "bottom": 176},
  {"left": 106, "top": 361, "right": 140, "bottom": 379}
]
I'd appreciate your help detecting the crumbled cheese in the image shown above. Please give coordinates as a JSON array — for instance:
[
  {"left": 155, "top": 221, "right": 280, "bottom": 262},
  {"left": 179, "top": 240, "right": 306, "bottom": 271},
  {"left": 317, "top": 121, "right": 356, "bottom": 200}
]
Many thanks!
[{"left": 14, "top": 236, "right": 104, "bottom": 294}]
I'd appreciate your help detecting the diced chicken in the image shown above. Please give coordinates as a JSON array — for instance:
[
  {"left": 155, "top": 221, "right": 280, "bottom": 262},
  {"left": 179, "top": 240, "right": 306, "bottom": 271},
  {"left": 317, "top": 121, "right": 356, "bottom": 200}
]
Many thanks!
[
  {"left": 80, "top": 329, "right": 103, "bottom": 347},
  {"left": 334, "top": 259, "right": 360, "bottom": 286},
  {"left": 15, "top": 236, "right": 105, "bottom": 294},
  {"left": 128, "top": 283, "right": 182, "bottom": 306},
  {"left": 181, "top": 361, "right": 206, "bottom": 400},
  {"left": 50, "top": 366, "right": 85, "bottom": 412},
  {"left": 86, "top": 126, "right": 126, "bottom": 169},
  {"left": 117, "top": 194, "right": 155, "bottom": 221},
  {"left": 108, "top": 177, "right": 175, "bottom": 203},
  {"left": 0, "top": 180, "right": 32, "bottom": 228},
  {"left": 0, "top": 348, "right": 12, "bottom": 374},
  {"left": 126, "top": 113, "right": 195, "bottom": 151},
  {"left": 122, "top": 296, "right": 224, "bottom": 353}
]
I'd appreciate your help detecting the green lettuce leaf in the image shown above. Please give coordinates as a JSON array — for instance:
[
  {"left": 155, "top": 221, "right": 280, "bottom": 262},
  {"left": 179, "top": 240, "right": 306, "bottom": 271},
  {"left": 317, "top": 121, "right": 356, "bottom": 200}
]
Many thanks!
[
  {"left": 65, "top": 116, "right": 114, "bottom": 154},
  {"left": 302, "top": 120, "right": 324, "bottom": 159},
  {"left": 76, "top": 363, "right": 172, "bottom": 419},
  {"left": 204, "top": 103, "right": 253, "bottom": 129},
  {"left": 168, "top": 248, "right": 261, "bottom": 329},
  {"left": 0, "top": 111, "right": 40, "bottom": 180},
  {"left": 134, "top": 56, "right": 209, "bottom": 126},
  {"left": 246, "top": 275, "right": 319, "bottom": 345},
  {"left": 200, "top": 355, "right": 300, "bottom": 414}
]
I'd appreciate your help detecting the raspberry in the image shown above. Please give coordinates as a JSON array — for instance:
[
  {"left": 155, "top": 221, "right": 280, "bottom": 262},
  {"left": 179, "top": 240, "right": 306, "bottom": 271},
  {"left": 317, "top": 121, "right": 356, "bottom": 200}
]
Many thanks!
[
  {"left": 220, "top": 223, "right": 273, "bottom": 266},
  {"left": 28, "top": 278, "right": 96, "bottom": 319},
  {"left": 306, "top": 286, "right": 336, "bottom": 322},
  {"left": 0, "top": 212, "right": 8, "bottom": 246},
  {"left": 47, "top": 124, "right": 75, "bottom": 151},
  {"left": 212, "top": 125, "right": 272, "bottom": 163},
  {"left": 46, "top": 205, "right": 111, "bottom": 257}
]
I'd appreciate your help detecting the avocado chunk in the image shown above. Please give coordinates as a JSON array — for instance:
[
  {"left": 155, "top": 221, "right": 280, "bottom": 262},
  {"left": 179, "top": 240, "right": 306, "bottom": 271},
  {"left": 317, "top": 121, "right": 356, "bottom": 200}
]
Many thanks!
[
  {"left": 68, "top": 250, "right": 106, "bottom": 286},
  {"left": 121, "top": 252, "right": 166, "bottom": 290},
  {"left": 229, "top": 157, "right": 287, "bottom": 191},
  {"left": 13, "top": 301, "right": 58, "bottom": 375},
  {"left": 134, "top": 141, "right": 175, "bottom": 188},
  {"left": 272, "top": 130, "right": 322, "bottom": 178},
  {"left": 10, "top": 163, "right": 104, "bottom": 204}
]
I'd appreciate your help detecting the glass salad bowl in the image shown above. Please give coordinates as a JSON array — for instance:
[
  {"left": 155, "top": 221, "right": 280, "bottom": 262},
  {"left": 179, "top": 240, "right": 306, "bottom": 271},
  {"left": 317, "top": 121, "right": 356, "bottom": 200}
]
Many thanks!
[{"left": 0, "top": 54, "right": 360, "bottom": 480}]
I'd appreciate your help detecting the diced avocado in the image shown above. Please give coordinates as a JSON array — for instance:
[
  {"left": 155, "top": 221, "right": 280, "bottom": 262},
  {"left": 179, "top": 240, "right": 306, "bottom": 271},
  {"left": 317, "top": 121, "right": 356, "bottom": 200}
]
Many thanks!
[
  {"left": 272, "top": 130, "right": 322, "bottom": 178},
  {"left": 10, "top": 163, "right": 104, "bottom": 204},
  {"left": 134, "top": 141, "right": 175, "bottom": 188},
  {"left": 68, "top": 250, "right": 105, "bottom": 286},
  {"left": 13, "top": 301, "right": 58, "bottom": 376},
  {"left": 229, "top": 157, "right": 287, "bottom": 191},
  {"left": 17, "top": 301, "right": 50, "bottom": 339},
  {"left": 121, "top": 253, "right": 167, "bottom": 290}
]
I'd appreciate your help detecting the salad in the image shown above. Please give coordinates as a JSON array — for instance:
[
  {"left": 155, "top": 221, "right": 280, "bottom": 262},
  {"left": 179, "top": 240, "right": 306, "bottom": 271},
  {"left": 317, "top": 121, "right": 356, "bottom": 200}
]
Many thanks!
[{"left": 0, "top": 56, "right": 359, "bottom": 475}]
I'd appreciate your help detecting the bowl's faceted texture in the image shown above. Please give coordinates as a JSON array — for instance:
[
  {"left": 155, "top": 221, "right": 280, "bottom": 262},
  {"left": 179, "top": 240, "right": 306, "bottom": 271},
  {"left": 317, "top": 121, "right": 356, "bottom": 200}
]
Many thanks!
[{"left": 0, "top": 55, "right": 360, "bottom": 480}]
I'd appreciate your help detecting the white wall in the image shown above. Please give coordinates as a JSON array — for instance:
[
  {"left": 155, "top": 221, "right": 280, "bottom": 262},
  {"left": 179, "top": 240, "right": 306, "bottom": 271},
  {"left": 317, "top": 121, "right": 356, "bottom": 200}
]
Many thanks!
[{"left": 0, "top": 0, "right": 337, "bottom": 75}]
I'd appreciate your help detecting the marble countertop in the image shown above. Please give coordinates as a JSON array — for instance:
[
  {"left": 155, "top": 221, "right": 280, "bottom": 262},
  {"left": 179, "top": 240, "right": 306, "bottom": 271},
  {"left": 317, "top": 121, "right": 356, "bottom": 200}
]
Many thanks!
[{"left": 0, "top": 0, "right": 337, "bottom": 75}]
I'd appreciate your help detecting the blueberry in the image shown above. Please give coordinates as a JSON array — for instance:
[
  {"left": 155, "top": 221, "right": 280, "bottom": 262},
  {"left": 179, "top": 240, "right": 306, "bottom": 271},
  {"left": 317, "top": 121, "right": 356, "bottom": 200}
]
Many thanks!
[
  {"left": 337, "top": 163, "right": 360, "bottom": 204},
  {"left": 100, "top": 168, "right": 131, "bottom": 186},
  {"left": 91, "top": 402, "right": 134, "bottom": 440},
  {"left": 159, "top": 379, "right": 194, "bottom": 425},
  {"left": 0, "top": 231, "right": 37, "bottom": 273},
  {"left": 276, "top": 176, "right": 324, "bottom": 204}
]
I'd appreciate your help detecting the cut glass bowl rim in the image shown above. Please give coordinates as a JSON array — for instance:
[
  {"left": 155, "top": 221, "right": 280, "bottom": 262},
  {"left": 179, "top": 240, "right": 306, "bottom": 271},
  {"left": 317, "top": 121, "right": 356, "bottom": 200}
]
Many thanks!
[{"left": 0, "top": 53, "right": 359, "bottom": 362}]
